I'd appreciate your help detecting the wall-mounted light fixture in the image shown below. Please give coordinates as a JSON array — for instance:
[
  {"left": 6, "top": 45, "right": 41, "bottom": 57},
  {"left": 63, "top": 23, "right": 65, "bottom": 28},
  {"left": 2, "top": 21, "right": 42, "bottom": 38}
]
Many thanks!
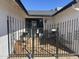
[
  {"left": 72, "top": 5, "right": 79, "bottom": 11},
  {"left": 72, "top": 0, "right": 79, "bottom": 11},
  {"left": 51, "top": 28, "right": 57, "bottom": 32}
]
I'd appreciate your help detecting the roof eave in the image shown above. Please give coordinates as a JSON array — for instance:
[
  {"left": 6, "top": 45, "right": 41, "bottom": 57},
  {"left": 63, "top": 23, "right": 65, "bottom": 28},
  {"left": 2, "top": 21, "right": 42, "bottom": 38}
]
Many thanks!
[
  {"left": 15, "top": 0, "right": 77, "bottom": 17},
  {"left": 52, "top": 0, "right": 77, "bottom": 16},
  {"left": 15, "top": 0, "right": 29, "bottom": 15}
]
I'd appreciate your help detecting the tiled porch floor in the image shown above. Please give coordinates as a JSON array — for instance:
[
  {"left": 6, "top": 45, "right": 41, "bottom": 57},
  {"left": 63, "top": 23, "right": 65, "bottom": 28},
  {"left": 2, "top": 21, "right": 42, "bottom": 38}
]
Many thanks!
[
  {"left": 14, "top": 37, "right": 69, "bottom": 56},
  {"left": 8, "top": 56, "right": 79, "bottom": 59},
  {"left": 8, "top": 38, "right": 79, "bottom": 59}
]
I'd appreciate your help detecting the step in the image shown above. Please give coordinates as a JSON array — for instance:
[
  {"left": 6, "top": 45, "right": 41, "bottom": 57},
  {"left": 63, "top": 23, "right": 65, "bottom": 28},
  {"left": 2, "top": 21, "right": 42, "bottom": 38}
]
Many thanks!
[
  {"left": 8, "top": 57, "right": 28, "bottom": 59},
  {"left": 8, "top": 56, "right": 79, "bottom": 59}
]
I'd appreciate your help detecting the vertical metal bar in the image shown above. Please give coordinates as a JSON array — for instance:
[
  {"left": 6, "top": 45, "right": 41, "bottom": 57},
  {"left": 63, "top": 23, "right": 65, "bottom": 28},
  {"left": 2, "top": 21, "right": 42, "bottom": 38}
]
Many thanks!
[
  {"left": 68, "top": 20, "right": 71, "bottom": 54},
  {"left": 76, "top": 18, "right": 79, "bottom": 54},
  {"left": 74, "top": 19, "right": 76, "bottom": 53},
  {"left": 61, "top": 22, "right": 63, "bottom": 55},
  {"left": 12, "top": 17, "right": 14, "bottom": 55},
  {"left": 64, "top": 21, "right": 65, "bottom": 55},
  {"left": 67, "top": 20, "right": 69, "bottom": 53},
  {"left": 56, "top": 23, "right": 58, "bottom": 59},
  {"left": 76, "top": 18, "right": 78, "bottom": 54},
  {"left": 74, "top": 19, "right": 77, "bottom": 53},
  {"left": 62, "top": 22, "right": 64, "bottom": 55},
  {"left": 14, "top": 18, "right": 16, "bottom": 54},
  {"left": 52, "top": 24, "right": 55, "bottom": 55},
  {"left": 66, "top": 20, "right": 68, "bottom": 53},
  {"left": 70, "top": 20, "right": 72, "bottom": 50},
  {"left": 72, "top": 19, "right": 74, "bottom": 52},
  {"left": 63, "top": 22, "right": 65, "bottom": 55},
  {"left": 37, "top": 28, "right": 39, "bottom": 56},
  {"left": 38, "top": 27, "right": 40, "bottom": 56},
  {"left": 22, "top": 20, "right": 24, "bottom": 55},
  {"left": 45, "top": 23, "right": 47, "bottom": 56},
  {"left": 50, "top": 24, "right": 52, "bottom": 56},
  {"left": 7, "top": 16, "right": 10, "bottom": 56},
  {"left": 69, "top": 20, "right": 72, "bottom": 54},
  {"left": 59, "top": 23, "right": 61, "bottom": 55},
  {"left": 13, "top": 17, "right": 15, "bottom": 54},
  {"left": 68, "top": 20, "right": 70, "bottom": 51},
  {"left": 76, "top": 18, "right": 77, "bottom": 54},
  {"left": 71, "top": 19, "right": 73, "bottom": 54},
  {"left": 32, "top": 27, "right": 34, "bottom": 58},
  {"left": 62, "top": 22, "right": 65, "bottom": 55},
  {"left": 10, "top": 16, "right": 12, "bottom": 55},
  {"left": 64, "top": 21, "right": 66, "bottom": 55},
  {"left": 47, "top": 24, "right": 49, "bottom": 56},
  {"left": 11, "top": 17, "right": 13, "bottom": 55},
  {"left": 19, "top": 19, "right": 21, "bottom": 56},
  {"left": 69, "top": 20, "right": 73, "bottom": 55},
  {"left": 19, "top": 19, "right": 21, "bottom": 55},
  {"left": 23, "top": 19, "right": 25, "bottom": 55},
  {"left": 36, "top": 28, "right": 37, "bottom": 56},
  {"left": 17, "top": 19, "right": 19, "bottom": 55}
]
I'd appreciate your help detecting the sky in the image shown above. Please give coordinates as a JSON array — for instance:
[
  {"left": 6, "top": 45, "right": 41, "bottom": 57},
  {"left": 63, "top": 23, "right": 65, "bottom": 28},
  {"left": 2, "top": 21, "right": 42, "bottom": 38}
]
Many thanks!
[{"left": 21, "top": 0, "right": 73, "bottom": 11}]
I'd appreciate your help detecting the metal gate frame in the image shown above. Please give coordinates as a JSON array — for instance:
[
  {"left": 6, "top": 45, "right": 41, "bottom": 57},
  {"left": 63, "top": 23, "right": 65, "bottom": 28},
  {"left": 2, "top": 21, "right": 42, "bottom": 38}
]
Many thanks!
[{"left": 7, "top": 16, "right": 79, "bottom": 58}]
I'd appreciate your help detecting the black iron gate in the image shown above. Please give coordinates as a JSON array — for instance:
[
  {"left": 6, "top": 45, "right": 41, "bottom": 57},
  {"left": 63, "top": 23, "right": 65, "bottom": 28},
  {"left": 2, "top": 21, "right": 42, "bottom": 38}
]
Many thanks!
[{"left": 7, "top": 16, "right": 79, "bottom": 58}]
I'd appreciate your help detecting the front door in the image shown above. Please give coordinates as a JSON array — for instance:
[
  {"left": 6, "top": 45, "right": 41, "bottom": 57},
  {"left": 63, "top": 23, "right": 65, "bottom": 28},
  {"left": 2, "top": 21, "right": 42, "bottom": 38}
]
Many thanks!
[{"left": 25, "top": 18, "right": 43, "bottom": 37}]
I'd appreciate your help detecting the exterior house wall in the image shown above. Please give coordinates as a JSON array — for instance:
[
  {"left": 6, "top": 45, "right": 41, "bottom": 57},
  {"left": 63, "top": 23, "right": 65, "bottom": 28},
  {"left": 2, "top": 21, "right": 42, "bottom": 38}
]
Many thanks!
[
  {"left": 0, "top": 0, "right": 27, "bottom": 59},
  {"left": 43, "top": 17, "right": 54, "bottom": 30},
  {"left": 52, "top": 2, "right": 79, "bottom": 54},
  {"left": 53, "top": 3, "right": 79, "bottom": 24}
]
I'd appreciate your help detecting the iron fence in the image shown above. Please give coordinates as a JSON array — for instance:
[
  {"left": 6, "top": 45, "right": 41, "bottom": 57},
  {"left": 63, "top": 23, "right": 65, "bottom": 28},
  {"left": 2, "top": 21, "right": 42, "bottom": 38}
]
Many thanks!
[{"left": 7, "top": 16, "right": 79, "bottom": 58}]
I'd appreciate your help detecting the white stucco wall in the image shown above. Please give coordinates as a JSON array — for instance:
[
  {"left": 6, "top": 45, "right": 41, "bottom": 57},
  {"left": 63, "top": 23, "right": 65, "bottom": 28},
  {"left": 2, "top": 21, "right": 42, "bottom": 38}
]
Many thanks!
[
  {"left": 53, "top": 3, "right": 79, "bottom": 24},
  {"left": 52, "top": 2, "right": 79, "bottom": 54},
  {"left": 0, "top": 0, "right": 26, "bottom": 59},
  {"left": 43, "top": 17, "right": 54, "bottom": 30}
]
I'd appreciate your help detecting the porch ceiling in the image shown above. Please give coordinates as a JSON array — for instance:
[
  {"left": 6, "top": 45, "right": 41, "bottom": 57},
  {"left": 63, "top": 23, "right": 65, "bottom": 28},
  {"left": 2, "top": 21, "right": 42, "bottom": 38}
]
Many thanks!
[{"left": 15, "top": 0, "right": 77, "bottom": 16}]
